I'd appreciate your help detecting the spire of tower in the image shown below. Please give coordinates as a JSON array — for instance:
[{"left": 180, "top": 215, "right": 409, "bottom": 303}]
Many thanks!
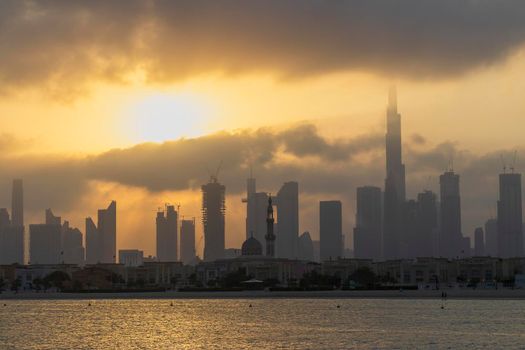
[{"left": 388, "top": 85, "right": 397, "bottom": 112}]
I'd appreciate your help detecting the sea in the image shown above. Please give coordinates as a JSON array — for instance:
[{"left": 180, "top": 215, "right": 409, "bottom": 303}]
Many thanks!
[{"left": 1, "top": 298, "right": 525, "bottom": 349}]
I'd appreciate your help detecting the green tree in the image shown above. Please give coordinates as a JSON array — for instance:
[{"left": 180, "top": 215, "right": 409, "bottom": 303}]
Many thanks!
[
  {"left": 43, "top": 271, "right": 71, "bottom": 291},
  {"left": 349, "top": 267, "right": 377, "bottom": 289}
]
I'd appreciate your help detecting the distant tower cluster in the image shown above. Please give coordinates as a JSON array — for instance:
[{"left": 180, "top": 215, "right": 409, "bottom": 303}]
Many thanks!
[{"left": 202, "top": 175, "right": 226, "bottom": 261}]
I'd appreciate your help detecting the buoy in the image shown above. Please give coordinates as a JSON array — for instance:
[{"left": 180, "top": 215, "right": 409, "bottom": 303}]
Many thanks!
[
  {"left": 336, "top": 305, "right": 341, "bottom": 309},
  {"left": 249, "top": 304, "right": 252, "bottom": 308},
  {"left": 3, "top": 303, "right": 6, "bottom": 307},
  {"left": 170, "top": 302, "right": 173, "bottom": 307},
  {"left": 88, "top": 303, "right": 91, "bottom": 307}
]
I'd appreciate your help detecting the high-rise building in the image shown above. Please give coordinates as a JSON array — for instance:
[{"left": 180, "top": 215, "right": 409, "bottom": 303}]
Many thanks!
[
  {"left": 320, "top": 200, "right": 342, "bottom": 261},
  {"left": 497, "top": 173, "right": 523, "bottom": 258},
  {"left": 98, "top": 201, "right": 117, "bottom": 263},
  {"left": 265, "top": 196, "right": 276, "bottom": 257},
  {"left": 354, "top": 186, "right": 382, "bottom": 260},
  {"left": 0, "top": 208, "right": 24, "bottom": 265},
  {"left": 202, "top": 176, "right": 225, "bottom": 261},
  {"left": 45, "top": 208, "right": 61, "bottom": 226},
  {"left": 402, "top": 199, "right": 418, "bottom": 258},
  {"left": 29, "top": 223, "right": 62, "bottom": 265},
  {"left": 439, "top": 171, "right": 463, "bottom": 259},
  {"left": 156, "top": 205, "right": 178, "bottom": 261},
  {"left": 474, "top": 227, "right": 485, "bottom": 256},
  {"left": 383, "top": 87, "right": 406, "bottom": 260},
  {"left": 85, "top": 217, "right": 99, "bottom": 264},
  {"left": 242, "top": 177, "right": 269, "bottom": 251},
  {"left": 416, "top": 190, "right": 438, "bottom": 257},
  {"left": 275, "top": 181, "right": 299, "bottom": 259},
  {"left": 484, "top": 218, "right": 498, "bottom": 257},
  {"left": 62, "top": 221, "right": 84, "bottom": 265},
  {"left": 85, "top": 201, "right": 116, "bottom": 264},
  {"left": 298, "top": 231, "right": 314, "bottom": 261},
  {"left": 11, "top": 179, "right": 23, "bottom": 227},
  {"left": 180, "top": 219, "right": 196, "bottom": 265},
  {"left": 1, "top": 179, "right": 25, "bottom": 265}
]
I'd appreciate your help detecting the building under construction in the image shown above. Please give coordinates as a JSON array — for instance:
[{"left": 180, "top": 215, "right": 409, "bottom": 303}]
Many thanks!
[{"left": 202, "top": 175, "right": 226, "bottom": 261}]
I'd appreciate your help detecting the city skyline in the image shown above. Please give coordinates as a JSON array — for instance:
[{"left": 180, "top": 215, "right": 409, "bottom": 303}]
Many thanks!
[{"left": 2, "top": 2, "right": 525, "bottom": 259}]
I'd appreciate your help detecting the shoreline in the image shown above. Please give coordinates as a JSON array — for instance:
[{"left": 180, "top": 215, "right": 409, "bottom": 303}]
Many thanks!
[{"left": 3, "top": 289, "right": 525, "bottom": 300}]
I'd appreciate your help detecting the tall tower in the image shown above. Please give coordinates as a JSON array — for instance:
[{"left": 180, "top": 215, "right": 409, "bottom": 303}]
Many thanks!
[
  {"left": 383, "top": 86, "right": 406, "bottom": 260},
  {"left": 11, "top": 179, "right": 23, "bottom": 227},
  {"left": 275, "top": 181, "right": 299, "bottom": 258},
  {"left": 98, "top": 201, "right": 116, "bottom": 263},
  {"left": 242, "top": 176, "right": 268, "bottom": 248},
  {"left": 497, "top": 173, "right": 522, "bottom": 258},
  {"left": 354, "top": 186, "right": 382, "bottom": 260},
  {"left": 439, "top": 171, "right": 462, "bottom": 259},
  {"left": 180, "top": 218, "right": 196, "bottom": 265},
  {"left": 156, "top": 205, "right": 178, "bottom": 262},
  {"left": 202, "top": 176, "right": 226, "bottom": 261},
  {"left": 265, "top": 196, "right": 276, "bottom": 257},
  {"left": 320, "top": 200, "right": 343, "bottom": 261}
]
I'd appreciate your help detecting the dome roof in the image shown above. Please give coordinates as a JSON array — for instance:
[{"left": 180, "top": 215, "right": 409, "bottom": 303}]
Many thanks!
[{"left": 241, "top": 236, "right": 263, "bottom": 256}]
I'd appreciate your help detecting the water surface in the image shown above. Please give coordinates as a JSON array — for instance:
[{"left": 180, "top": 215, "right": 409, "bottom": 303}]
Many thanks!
[{"left": 1, "top": 298, "right": 524, "bottom": 349}]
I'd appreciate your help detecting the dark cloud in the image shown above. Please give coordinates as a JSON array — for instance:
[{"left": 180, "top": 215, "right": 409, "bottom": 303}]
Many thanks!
[{"left": 2, "top": 0, "right": 525, "bottom": 96}]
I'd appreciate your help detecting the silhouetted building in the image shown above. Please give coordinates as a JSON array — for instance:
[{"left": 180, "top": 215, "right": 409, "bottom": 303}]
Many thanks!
[
  {"left": 416, "top": 190, "right": 438, "bottom": 257},
  {"left": 0, "top": 180, "right": 25, "bottom": 265},
  {"left": 202, "top": 176, "right": 225, "bottom": 261},
  {"left": 320, "top": 200, "right": 342, "bottom": 261},
  {"left": 180, "top": 219, "right": 196, "bottom": 265},
  {"left": 242, "top": 176, "right": 269, "bottom": 251},
  {"left": 45, "top": 208, "right": 61, "bottom": 226},
  {"left": 29, "top": 223, "right": 61, "bottom": 265},
  {"left": 474, "top": 227, "right": 485, "bottom": 256},
  {"left": 312, "top": 240, "right": 320, "bottom": 262},
  {"left": 265, "top": 196, "right": 276, "bottom": 257},
  {"left": 484, "top": 219, "right": 498, "bottom": 257},
  {"left": 241, "top": 235, "right": 263, "bottom": 256},
  {"left": 98, "top": 201, "right": 117, "bottom": 263},
  {"left": 85, "top": 201, "right": 116, "bottom": 264},
  {"left": 156, "top": 205, "right": 178, "bottom": 262},
  {"left": 62, "top": 221, "right": 84, "bottom": 265},
  {"left": 497, "top": 173, "right": 523, "bottom": 258},
  {"left": 402, "top": 199, "right": 418, "bottom": 258},
  {"left": 354, "top": 186, "right": 382, "bottom": 260},
  {"left": 275, "top": 181, "right": 299, "bottom": 259},
  {"left": 439, "top": 171, "right": 463, "bottom": 259},
  {"left": 85, "top": 217, "right": 99, "bottom": 264},
  {"left": 298, "top": 231, "right": 314, "bottom": 261},
  {"left": 383, "top": 87, "right": 406, "bottom": 260},
  {"left": 119, "top": 249, "right": 144, "bottom": 267},
  {"left": 0, "top": 208, "right": 24, "bottom": 265}
]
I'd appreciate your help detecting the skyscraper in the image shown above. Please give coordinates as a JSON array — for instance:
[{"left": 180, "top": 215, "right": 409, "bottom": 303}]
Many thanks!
[
  {"left": 202, "top": 176, "right": 225, "bottom": 261},
  {"left": 180, "top": 218, "right": 196, "bottom": 265},
  {"left": 156, "top": 205, "right": 178, "bottom": 261},
  {"left": 62, "top": 221, "right": 84, "bottom": 265},
  {"left": 98, "top": 201, "right": 117, "bottom": 263},
  {"left": 298, "top": 231, "right": 314, "bottom": 261},
  {"left": 320, "top": 200, "right": 342, "bottom": 261},
  {"left": 474, "top": 227, "right": 485, "bottom": 256},
  {"left": 484, "top": 218, "right": 498, "bottom": 257},
  {"left": 415, "top": 190, "right": 438, "bottom": 257},
  {"left": 354, "top": 186, "right": 382, "bottom": 260},
  {"left": 85, "top": 201, "right": 116, "bottom": 264},
  {"left": 85, "top": 217, "right": 99, "bottom": 264},
  {"left": 383, "top": 86, "right": 406, "bottom": 260},
  {"left": 29, "top": 210, "right": 62, "bottom": 265},
  {"left": 497, "top": 173, "right": 523, "bottom": 258},
  {"left": 11, "top": 179, "right": 23, "bottom": 227},
  {"left": 439, "top": 171, "right": 463, "bottom": 259},
  {"left": 0, "top": 208, "right": 24, "bottom": 265},
  {"left": 242, "top": 176, "right": 269, "bottom": 251},
  {"left": 275, "top": 181, "right": 299, "bottom": 258},
  {"left": 265, "top": 196, "right": 276, "bottom": 257}
]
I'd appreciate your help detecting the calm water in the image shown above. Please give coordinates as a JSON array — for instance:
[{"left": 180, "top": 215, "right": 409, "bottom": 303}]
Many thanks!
[{"left": 1, "top": 298, "right": 525, "bottom": 349}]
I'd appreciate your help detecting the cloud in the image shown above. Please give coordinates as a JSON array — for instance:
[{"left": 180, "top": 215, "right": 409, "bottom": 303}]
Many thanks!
[
  {"left": 2, "top": 0, "right": 525, "bottom": 96},
  {"left": 0, "top": 123, "right": 523, "bottom": 245}
]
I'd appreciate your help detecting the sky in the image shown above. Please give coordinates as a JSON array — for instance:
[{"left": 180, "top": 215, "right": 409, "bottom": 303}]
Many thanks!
[{"left": 1, "top": 0, "right": 525, "bottom": 257}]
